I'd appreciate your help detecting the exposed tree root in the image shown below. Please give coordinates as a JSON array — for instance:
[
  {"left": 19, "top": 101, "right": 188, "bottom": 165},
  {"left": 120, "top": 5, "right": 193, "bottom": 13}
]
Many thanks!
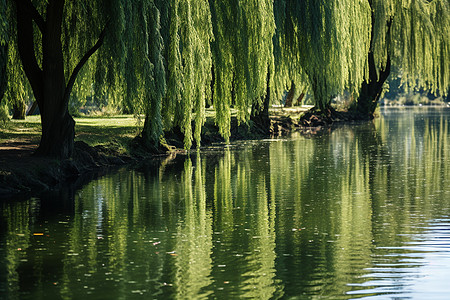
[{"left": 299, "top": 107, "right": 373, "bottom": 128}]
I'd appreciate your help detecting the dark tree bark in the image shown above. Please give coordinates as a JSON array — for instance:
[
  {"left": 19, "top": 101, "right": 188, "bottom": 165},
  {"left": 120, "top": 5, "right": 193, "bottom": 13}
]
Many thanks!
[
  {"left": 15, "top": 0, "right": 106, "bottom": 158},
  {"left": 355, "top": 4, "right": 393, "bottom": 117},
  {"left": 296, "top": 91, "right": 305, "bottom": 105},
  {"left": 12, "top": 99, "right": 26, "bottom": 119},
  {"left": 27, "top": 101, "right": 39, "bottom": 115},
  {"left": 207, "top": 64, "right": 214, "bottom": 108},
  {"left": 0, "top": 44, "right": 6, "bottom": 104},
  {"left": 285, "top": 80, "right": 295, "bottom": 107},
  {"left": 251, "top": 69, "right": 271, "bottom": 133}
]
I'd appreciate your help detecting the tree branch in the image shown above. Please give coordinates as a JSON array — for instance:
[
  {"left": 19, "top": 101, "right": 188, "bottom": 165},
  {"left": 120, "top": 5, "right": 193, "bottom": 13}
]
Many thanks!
[
  {"left": 15, "top": 0, "right": 44, "bottom": 107},
  {"left": 379, "top": 17, "right": 394, "bottom": 85},
  {"left": 21, "top": 0, "right": 45, "bottom": 32},
  {"left": 63, "top": 22, "right": 109, "bottom": 107}
]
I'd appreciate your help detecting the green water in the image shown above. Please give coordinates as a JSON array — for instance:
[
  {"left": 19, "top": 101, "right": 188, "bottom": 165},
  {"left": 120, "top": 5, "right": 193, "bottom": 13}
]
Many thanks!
[{"left": 1, "top": 107, "right": 450, "bottom": 299}]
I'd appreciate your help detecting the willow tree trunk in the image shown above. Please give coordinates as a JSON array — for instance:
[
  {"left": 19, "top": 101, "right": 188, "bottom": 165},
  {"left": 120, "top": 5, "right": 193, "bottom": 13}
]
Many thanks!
[
  {"left": 285, "top": 80, "right": 295, "bottom": 107},
  {"left": 250, "top": 70, "right": 271, "bottom": 133},
  {"left": 355, "top": 4, "right": 392, "bottom": 117},
  {"left": 15, "top": 0, "right": 106, "bottom": 158},
  {"left": 356, "top": 52, "right": 390, "bottom": 117},
  {"left": 39, "top": 1, "right": 75, "bottom": 157},
  {"left": 297, "top": 91, "right": 305, "bottom": 105},
  {"left": 310, "top": 75, "right": 331, "bottom": 112},
  {"left": 16, "top": 0, "right": 74, "bottom": 158},
  {"left": 12, "top": 100, "right": 26, "bottom": 120}
]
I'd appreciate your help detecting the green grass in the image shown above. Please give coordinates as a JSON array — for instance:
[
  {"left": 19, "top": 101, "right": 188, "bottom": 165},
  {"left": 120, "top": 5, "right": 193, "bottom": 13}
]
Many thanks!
[
  {"left": 75, "top": 115, "right": 142, "bottom": 153},
  {"left": 0, "top": 115, "right": 42, "bottom": 144},
  {"left": 0, "top": 106, "right": 311, "bottom": 152},
  {"left": 0, "top": 115, "right": 142, "bottom": 153}
]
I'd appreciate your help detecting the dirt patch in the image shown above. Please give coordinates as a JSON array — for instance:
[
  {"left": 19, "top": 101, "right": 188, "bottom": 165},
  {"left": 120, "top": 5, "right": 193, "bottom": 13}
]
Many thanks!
[{"left": 0, "top": 141, "right": 134, "bottom": 200}]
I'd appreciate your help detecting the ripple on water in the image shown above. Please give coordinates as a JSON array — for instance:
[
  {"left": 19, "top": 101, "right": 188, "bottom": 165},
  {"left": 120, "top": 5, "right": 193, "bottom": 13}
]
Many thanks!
[{"left": 347, "top": 219, "right": 450, "bottom": 299}]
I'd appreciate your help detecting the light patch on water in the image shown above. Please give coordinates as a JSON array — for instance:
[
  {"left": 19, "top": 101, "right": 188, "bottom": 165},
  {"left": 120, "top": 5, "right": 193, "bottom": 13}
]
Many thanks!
[{"left": 347, "top": 220, "right": 450, "bottom": 299}]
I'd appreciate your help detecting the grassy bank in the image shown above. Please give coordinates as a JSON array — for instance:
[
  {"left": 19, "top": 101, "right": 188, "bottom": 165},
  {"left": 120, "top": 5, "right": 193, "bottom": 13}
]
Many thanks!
[
  {"left": 1, "top": 106, "right": 311, "bottom": 152},
  {"left": 0, "top": 106, "right": 313, "bottom": 199},
  {"left": 1, "top": 115, "right": 142, "bottom": 152},
  {"left": 0, "top": 115, "right": 144, "bottom": 198}
]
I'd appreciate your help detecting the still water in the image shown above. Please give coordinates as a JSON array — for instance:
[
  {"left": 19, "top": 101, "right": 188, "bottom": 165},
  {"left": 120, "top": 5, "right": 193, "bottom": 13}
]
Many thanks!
[{"left": 1, "top": 107, "right": 450, "bottom": 299}]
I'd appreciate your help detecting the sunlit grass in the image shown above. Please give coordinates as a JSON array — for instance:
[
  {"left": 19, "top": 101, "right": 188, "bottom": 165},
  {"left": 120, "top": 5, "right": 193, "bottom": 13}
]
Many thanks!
[
  {"left": 0, "top": 115, "right": 142, "bottom": 153},
  {"left": 74, "top": 115, "right": 142, "bottom": 154},
  {"left": 0, "top": 115, "right": 42, "bottom": 144},
  {"left": 0, "top": 106, "right": 312, "bottom": 151}
]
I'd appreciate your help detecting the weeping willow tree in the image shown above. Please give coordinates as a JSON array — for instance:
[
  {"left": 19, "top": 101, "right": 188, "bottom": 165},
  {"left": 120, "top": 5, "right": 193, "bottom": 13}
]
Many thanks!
[
  {"left": 0, "top": 0, "right": 7, "bottom": 121},
  {"left": 354, "top": 0, "right": 450, "bottom": 116},
  {"left": 281, "top": 0, "right": 372, "bottom": 112},
  {"left": 3, "top": 0, "right": 214, "bottom": 155},
  {"left": 1, "top": 0, "right": 32, "bottom": 121},
  {"left": 390, "top": 0, "right": 449, "bottom": 105},
  {"left": 210, "top": 0, "right": 275, "bottom": 141},
  {"left": 2, "top": 0, "right": 179, "bottom": 156},
  {"left": 281, "top": 0, "right": 449, "bottom": 116},
  {"left": 121, "top": 1, "right": 166, "bottom": 149},
  {"left": 272, "top": 0, "right": 310, "bottom": 108},
  {"left": 165, "top": 0, "right": 213, "bottom": 149},
  {"left": 0, "top": 0, "right": 124, "bottom": 158},
  {"left": 3, "top": 0, "right": 448, "bottom": 158},
  {"left": 93, "top": 0, "right": 212, "bottom": 151}
]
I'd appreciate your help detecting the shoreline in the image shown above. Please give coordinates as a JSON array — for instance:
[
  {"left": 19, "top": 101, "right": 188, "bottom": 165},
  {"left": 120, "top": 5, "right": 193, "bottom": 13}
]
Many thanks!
[{"left": 0, "top": 108, "right": 370, "bottom": 200}]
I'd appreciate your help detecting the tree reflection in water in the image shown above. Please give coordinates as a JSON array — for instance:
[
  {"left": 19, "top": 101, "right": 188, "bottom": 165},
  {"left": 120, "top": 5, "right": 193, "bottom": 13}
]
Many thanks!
[{"left": 1, "top": 108, "right": 450, "bottom": 299}]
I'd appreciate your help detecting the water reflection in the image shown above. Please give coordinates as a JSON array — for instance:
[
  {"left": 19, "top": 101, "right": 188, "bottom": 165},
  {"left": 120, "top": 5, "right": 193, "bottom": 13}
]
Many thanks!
[
  {"left": 348, "top": 218, "right": 450, "bottom": 299},
  {"left": 1, "top": 107, "right": 450, "bottom": 299},
  {"left": 173, "top": 158, "right": 213, "bottom": 299}
]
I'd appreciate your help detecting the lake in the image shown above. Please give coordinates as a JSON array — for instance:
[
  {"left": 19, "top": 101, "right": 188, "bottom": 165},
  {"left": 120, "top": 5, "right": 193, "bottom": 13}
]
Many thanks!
[{"left": 1, "top": 107, "right": 450, "bottom": 299}]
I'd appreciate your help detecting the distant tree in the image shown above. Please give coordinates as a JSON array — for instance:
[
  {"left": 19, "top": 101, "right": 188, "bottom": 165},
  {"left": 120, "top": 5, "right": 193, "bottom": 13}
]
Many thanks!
[
  {"left": 272, "top": 0, "right": 309, "bottom": 108},
  {"left": 278, "top": 0, "right": 449, "bottom": 116},
  {"left": 354, "top": 0, "right": 450, "bottom": 116}
]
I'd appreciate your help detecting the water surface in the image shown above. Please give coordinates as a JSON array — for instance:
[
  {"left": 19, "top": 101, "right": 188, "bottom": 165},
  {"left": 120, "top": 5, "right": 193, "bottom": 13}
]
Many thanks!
[{"left": 1, "top": 107, "right": 450, "bottom": 299}]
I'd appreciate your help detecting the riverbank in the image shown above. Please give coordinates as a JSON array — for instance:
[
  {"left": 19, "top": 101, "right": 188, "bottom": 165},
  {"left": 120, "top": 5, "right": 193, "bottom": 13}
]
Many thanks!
[{"left": 0, "top": 106, "right": 320, "bottom": 200}]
